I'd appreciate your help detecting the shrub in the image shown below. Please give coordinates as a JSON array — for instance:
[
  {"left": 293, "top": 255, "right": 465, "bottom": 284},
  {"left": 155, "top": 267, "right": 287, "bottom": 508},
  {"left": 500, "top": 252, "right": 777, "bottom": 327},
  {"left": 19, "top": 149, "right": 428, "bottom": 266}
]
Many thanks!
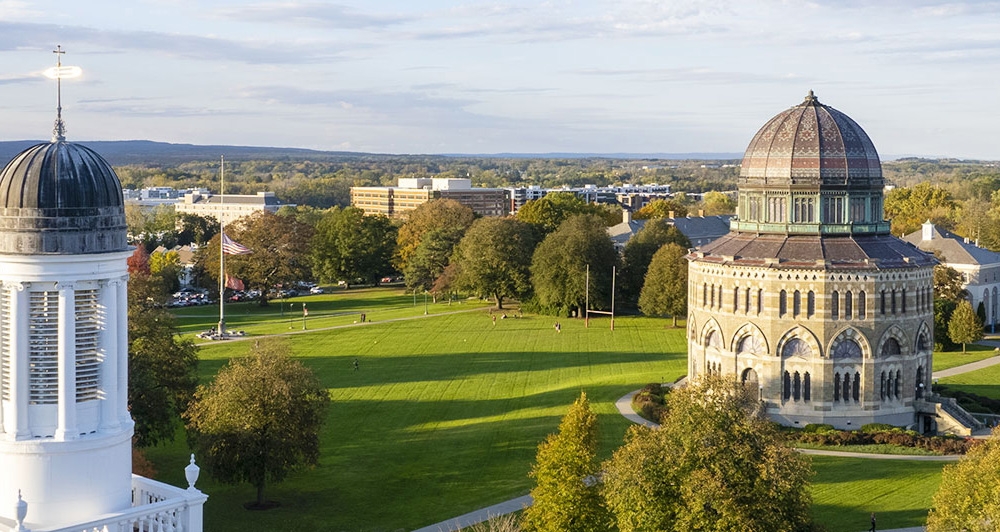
[
  {"left": 861, "top": 423, "right": 896, "bottom": 433},
  {"left": 803, "top": 423, "right": 836, "bottom": 433}
]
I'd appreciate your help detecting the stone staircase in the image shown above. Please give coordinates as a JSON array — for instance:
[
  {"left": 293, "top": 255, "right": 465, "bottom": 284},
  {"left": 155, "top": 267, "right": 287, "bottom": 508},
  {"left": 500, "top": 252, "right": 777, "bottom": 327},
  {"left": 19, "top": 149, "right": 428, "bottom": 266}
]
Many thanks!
[{"left": 931, "top": 396, "right": 984, "bottom": 436}]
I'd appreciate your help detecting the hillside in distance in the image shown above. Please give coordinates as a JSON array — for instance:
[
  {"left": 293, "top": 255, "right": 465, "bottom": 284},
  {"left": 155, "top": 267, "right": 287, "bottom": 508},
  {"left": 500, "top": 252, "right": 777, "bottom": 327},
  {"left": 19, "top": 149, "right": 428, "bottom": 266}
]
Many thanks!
[{"left": 0, "top": 140, "right": 743, "bottom": 167}]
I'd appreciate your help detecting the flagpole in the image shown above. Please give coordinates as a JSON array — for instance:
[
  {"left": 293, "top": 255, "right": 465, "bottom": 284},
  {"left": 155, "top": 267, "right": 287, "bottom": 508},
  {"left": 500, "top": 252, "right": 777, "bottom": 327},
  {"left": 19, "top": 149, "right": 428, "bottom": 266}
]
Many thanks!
[{"left": 218, "top": 155, "right": 226, "bottom": 337}]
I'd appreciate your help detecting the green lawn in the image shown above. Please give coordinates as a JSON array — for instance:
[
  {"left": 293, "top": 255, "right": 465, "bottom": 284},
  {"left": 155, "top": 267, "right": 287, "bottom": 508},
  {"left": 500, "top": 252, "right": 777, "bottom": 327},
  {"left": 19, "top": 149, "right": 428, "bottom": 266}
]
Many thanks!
[
  {"left": 939, "top": 361, "right": 1000, "bottom": 399},
  {"left": 144, "top": 287, "right": 952, "bottom": 531},
  {"left": 146, "top": 300, "right": 688, "bottom": 531},
  {"left": 810, "top": 456, "right": 943, "bottom": 530},
  {"left": 933, "top": 343, "right": 998, "bottom": 372}
]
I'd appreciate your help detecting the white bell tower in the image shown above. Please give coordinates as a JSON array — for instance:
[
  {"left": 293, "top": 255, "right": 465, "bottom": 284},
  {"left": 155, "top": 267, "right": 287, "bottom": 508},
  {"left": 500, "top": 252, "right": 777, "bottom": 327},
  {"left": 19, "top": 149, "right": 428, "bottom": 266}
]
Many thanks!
[{"left": 0, "top": 46, "right": 204, "bottom": 532}]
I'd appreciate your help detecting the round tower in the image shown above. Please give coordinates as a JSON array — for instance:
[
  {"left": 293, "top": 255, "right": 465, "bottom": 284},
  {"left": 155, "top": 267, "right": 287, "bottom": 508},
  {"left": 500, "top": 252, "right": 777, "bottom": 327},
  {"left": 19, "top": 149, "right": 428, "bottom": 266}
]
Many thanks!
[
  {"left": 687, "top": 92, "right": 937, "bottom": 429},
  {"left": 0, "top": 137, "right": 132, "bottom": 525}
]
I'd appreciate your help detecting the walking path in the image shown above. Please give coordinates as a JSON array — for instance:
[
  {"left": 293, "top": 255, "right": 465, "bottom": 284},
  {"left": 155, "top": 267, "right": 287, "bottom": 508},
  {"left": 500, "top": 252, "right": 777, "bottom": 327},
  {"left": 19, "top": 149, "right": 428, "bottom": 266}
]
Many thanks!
[{"left": 415, "top": 355, "right": 1000, "bottom": 531}]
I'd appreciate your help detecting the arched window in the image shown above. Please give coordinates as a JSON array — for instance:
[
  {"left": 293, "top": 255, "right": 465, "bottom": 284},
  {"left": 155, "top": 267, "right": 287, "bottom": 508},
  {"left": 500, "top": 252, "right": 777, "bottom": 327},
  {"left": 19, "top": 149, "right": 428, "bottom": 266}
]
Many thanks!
[
  {"left": 842, "top": 372, "right": 851, "bottom": 402},
  {"left": 793, "top": 290, "right": 801, "bottom": 317},
  {"left": 744, "top": 288, "right": 750, "bottom": 314},
  {"left": 895, "top": 369, "right": 901, "bottom": 398},
  {"left": 717, "top": 285, "right": 724, "bottom": 308},
  {"left": 782, "top": 338, "right": 813, "bottom": 358},
  {"left": 779, "top": 290, "right": 787, "bottom": 317},
  {"left": 757, "top": 289, "right": 764, "bottom": 314},
  {"left": 831, "top": 290, "right": 840, "bottom": 320},
  {"left": 853, "top": 371, "right": 861, "bottom": 401},
  {"left": 834, "top": 372, "right": 841, "bottom": 402},
  {"left": 917, "top": 331, "right": 929, "bottom": 352},
  {"left": 891, "top": 289, "right": 897, "bottom": 314},
  {"left": 807, "top": 291, "right": 815, "bottom": 318},
  {"left": 880, "top": 290, "right": 886, "bottom": 315},
  {"left": 832, "top": 338, "right": 862, "bottom": 359},
  {"left": 741, "top": 368, "right": 759, "bottom": 386},
  {"left": 737, "top": 334, "right": 765, "bottom": 356},
  {"left": 901, "top": 289, "right": 907, "bottom": 314},
  {"left": 733, "top": 287, "right": 740, "bottom": 312},
  {"left": 783, "top": 371, "right": 791, "bottom": 401},
  {"left": 880, "top": 371, "right": 886, "bottom": 400},
  {"left": 710, "top": 285, "right": 716, "bottom": 308},
  {"left": 858, "top": 291, "right": 866, "bottom": 319},
  {"left": 703, "top": 283, "right": 708, "bottom": 306},
  {"left": 845, "top": 291, "right": 853, "bottom": 320},
  {"left": 803, "top": 372, "right": 811, "bottom": 402},
  {"left": 881, "top": 338, "right": 902, "bottom": 357},
  {"left": 706, "top": 330, "right": 722, "bottom": 349},
  {"left": 793, "top": 372, "right": 801, "bottom": 401}
]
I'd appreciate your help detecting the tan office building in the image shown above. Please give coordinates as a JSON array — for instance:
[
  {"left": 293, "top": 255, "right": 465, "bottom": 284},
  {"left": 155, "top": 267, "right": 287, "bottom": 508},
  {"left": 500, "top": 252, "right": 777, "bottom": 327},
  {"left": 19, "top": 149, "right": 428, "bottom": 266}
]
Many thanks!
[{"left": 351, "top": 178, "right": 509, "bottom": 218}]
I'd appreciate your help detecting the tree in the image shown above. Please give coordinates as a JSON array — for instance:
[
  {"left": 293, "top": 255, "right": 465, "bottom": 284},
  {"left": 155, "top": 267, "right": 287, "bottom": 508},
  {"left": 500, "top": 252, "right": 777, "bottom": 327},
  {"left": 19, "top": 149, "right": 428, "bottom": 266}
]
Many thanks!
[
  {"left": 405, "top": 226, "right": 466, "bottom": 295},
  {"left": 516, "top": 192, "right": 616, "bottom": 235},
  {"left": 602, "top": 375, "right": 814, "bottom": 532},
  {"left": 176, "top": 212, "right": 219, "bottom": 246},
  {"left": 620, "top": 220, "right": 690, "bottom": 308},
  {"left": 949, "top": 299, "right": 983, "bottom": 353},
  {"left": 634, "top": 198, "right": 688, "bottom": 220},
  {"left": 128, "top": 259, "right": 198, "bottom": 448},
  {"left": 935, "top": 299, "right": 959, "bottom": 351},
  {"left": 934, "top": 265, "right": 969, "bottom": 303},
  {"left": 927, "top": 427, "right": 1000, "bottom": 531},
  {"left": 521, "top": 392, "right": 609, "bottom": 532},
  {"left": 452, "top": 217, "right": 537, "bottom": 309},
  {"left": 311, "top": 206, "right": 397, "bottom": 286},
  {"left": 395, "top": 199, "right": 475, "bottom": 274},
  {"left": 698, "top": 191, "right": 736, "bottom": 216},
  {"left": 638, "top": 243, "right": 689, "bottom": 326},
  {"left": 884, "top": 182, "right": 957, "bottom": 236},
  {"left": 530, "top": 214, "right": 618, "bottom": 316},
  {"left": 150, "top": 249, "right": 182, "bottom": 294},
  {"left": 185, "top": 338, "right": 330, "bottom": 508},
  {"left": 197, "top": 211, "right": 314, "bottom": 305}
]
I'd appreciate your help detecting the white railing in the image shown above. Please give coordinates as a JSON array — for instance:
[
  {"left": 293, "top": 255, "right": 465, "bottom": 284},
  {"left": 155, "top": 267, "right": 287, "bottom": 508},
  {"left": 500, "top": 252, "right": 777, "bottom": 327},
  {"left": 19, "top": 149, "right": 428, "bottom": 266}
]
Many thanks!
[{"left": 28, "top": 475, "right": 206, "bottom": 532}]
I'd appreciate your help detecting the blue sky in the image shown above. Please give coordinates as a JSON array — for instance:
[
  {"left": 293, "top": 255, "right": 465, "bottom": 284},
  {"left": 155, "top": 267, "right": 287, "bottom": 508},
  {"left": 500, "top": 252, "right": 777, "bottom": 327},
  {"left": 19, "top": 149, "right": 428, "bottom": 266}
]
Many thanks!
[{"left": 2, "top": 1, "right": 1000, "bottom": 158}]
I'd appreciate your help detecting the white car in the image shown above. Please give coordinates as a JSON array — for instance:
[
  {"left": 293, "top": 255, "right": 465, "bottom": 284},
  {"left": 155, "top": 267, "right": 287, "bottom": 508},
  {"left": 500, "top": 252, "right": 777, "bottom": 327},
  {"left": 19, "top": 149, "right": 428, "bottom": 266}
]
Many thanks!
[{"left": 310, "top": 286, "right": 324, "bottom": 294}]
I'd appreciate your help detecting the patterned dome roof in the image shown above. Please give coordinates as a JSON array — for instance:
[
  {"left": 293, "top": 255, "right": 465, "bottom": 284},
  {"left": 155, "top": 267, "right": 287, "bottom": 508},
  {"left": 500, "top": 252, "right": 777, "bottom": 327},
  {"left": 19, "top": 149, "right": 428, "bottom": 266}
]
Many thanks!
[
  {"left": 739, "top": 91, "right": 882, "bottom": 191},
  {"left": 0, "top": 141, "right": 127, "bottom": 254}
]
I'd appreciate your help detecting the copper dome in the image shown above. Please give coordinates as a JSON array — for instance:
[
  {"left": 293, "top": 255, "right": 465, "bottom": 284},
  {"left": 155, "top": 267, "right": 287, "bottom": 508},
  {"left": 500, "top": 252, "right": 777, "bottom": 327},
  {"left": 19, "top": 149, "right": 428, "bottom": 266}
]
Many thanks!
[{"left": 739, "top": 91, "right": 882, "bottom": 191}]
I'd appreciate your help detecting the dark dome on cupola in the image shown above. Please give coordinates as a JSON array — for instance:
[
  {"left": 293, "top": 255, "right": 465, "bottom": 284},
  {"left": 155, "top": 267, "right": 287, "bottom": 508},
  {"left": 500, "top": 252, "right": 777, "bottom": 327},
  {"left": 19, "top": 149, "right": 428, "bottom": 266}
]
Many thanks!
[{"left": 0, "top": 141, "right": 127, "bottom": 254}]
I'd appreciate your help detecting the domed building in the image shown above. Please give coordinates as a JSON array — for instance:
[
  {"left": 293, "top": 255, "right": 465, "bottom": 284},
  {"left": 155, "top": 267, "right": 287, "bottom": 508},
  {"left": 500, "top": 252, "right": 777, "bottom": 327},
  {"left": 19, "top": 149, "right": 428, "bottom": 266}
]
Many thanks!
[
  {"left": 687, "top": 91, "right": 941, "bottom": 430},
  {"left": 0, "top": 52, "right": 205, "bottom": 531}
]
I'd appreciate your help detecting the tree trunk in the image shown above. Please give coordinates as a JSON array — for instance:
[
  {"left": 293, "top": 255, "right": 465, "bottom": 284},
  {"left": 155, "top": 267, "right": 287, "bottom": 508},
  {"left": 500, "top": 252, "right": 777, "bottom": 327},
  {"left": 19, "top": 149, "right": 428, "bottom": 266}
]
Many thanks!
[
  {"left": 256, "top": 481, "right": 265, "bottom": 507},
  {"left": 495, "top": 294, "right": 504, "bottom": 310},
  {"left": 672, "top": 315, "right": 678, "bottom": 327},
  {"left": 963, "top": 342, "right": 967, "bottom": 353}
]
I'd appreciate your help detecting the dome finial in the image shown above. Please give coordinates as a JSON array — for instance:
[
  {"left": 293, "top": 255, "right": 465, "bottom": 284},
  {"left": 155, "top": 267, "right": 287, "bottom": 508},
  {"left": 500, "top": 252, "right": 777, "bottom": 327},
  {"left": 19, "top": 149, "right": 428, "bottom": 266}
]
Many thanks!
[
  {"left": 51, "top": 45, "right": 66, "bottom": 142},
  {"left": 804, "top": 89, "right": 818, "bottom": 105}
]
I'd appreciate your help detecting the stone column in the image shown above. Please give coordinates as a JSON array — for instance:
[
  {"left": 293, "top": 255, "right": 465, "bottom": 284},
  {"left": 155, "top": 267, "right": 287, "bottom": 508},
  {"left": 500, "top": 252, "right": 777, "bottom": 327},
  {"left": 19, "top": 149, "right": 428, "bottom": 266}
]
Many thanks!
[
  {"left": 9, "top": 283, "right": 28, "bottom": 439},
  {"left": 116, "top": 277, "right": 129, "bottom": 424},
  {"left": 56, "top": 283, "right": 77, "bottom": 440},
  {"left": 99, "top": 279, "right": 119, "bottom": 432}
]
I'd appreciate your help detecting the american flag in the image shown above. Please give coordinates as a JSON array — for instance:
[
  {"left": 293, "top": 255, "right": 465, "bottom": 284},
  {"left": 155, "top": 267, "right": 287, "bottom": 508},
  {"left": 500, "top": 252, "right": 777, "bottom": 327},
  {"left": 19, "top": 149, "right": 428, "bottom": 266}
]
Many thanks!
[
  {"left": 225, "top": 275, "right": 244, "bottom": 291},
  {"left": 221, "top": 233, "right": 252, "bottom": 255}
]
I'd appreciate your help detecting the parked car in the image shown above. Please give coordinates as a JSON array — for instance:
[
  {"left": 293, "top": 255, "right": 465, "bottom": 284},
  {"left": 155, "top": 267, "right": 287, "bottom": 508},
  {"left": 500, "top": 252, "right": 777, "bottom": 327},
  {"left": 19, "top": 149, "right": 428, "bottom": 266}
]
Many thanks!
[{"left": 310, "top": 286, "right": 324, "bottom": 294}]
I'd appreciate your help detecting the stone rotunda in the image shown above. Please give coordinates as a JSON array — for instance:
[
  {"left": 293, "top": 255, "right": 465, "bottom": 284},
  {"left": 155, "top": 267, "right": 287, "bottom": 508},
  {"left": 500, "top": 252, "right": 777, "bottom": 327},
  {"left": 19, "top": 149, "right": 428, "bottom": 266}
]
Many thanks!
[{"left": 687, "top": 91, "right": 938, "bottom": 430}]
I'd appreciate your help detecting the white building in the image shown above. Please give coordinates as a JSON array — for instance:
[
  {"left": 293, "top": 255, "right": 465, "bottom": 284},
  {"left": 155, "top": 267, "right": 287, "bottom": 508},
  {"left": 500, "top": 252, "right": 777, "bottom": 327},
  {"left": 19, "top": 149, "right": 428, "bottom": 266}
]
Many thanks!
[
  {"left": 175, "top": 190, "right": 289, "bottom": 225},
  {"left": 0, "top": 111, "right": 204, "bottom": 529}
]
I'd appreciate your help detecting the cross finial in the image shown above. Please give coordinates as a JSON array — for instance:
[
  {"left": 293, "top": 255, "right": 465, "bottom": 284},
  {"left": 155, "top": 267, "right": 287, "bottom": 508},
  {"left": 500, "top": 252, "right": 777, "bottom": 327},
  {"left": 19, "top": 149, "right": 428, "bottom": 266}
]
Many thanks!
[{"left": 52, "top": 45, "right": 67, "bottom": 141}]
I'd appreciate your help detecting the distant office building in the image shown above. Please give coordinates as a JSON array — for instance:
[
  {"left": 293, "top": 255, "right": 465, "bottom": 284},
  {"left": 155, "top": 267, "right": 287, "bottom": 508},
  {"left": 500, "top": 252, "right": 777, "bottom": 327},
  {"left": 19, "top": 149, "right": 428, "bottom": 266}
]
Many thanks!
[
  {"left": 506, "top": 183, "right": 672, "bottom": 213},
  {"left": 123, "top": 186, "right": 210, "bottom": 207},
  {"left": 352, "top": 178, "right": 509, "bottom": 218},
  {"left": 175, "top": 190, "right": 289, "bottom": 225}
]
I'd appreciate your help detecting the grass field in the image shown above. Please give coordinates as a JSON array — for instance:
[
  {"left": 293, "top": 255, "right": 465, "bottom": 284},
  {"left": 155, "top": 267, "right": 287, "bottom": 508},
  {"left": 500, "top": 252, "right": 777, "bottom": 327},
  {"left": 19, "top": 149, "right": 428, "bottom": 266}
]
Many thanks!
[
  {"left": 939, "top": 361, "right": 1000, "bottom": 399},
  {"left": 144, "top": 287, "right": 954, "bottom": 531},
  {"left": 933, "top": 343, "right": 998, "bottom": 372}
]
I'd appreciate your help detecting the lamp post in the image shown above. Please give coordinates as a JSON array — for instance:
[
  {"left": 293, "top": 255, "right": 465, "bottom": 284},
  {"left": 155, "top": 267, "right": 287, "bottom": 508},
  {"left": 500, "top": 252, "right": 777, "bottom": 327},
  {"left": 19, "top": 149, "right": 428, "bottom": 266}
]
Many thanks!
[
  {"left": 424, "top": 291, "right": 428, "bottom": 315},
  {"left": 289, "top": 303, "right": 294, "bottom": 329}
]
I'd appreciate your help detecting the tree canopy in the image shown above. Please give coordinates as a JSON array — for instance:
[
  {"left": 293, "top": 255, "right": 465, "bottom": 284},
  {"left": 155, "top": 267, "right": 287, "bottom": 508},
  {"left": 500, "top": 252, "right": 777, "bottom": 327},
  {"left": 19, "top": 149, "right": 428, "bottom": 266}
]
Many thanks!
[
  {"left": 948, "top": 299, "right": 983, "bottom": 353},
  {"left": 638, "top": 243, "right": 689, "bottom": 326},
  {"left": 530, "top": 214, "right": 619, "bottom": 316},
  {"left": 634, "top": 198, "right": 689, "bottom": 220},
  {"left": 884, "top": 182, "right": 957, "bottom": 236},
  {"left": 697, "top": 191, "right": 736, "bottom": 216},
  {"left": 602, "top": 375, "right": 814, "bottom": 532},
  {"left": 927, "top": 427, "right": 1000, "bottom": 531},
  {"left": 197, "top": 211, "right": 314, "bottom": 305},
  {"left": 620, "top": 220, "right": 690, "bottom": 308},
  {"left": 185, "top": 338, "right": 330, "bottom": 508},
  {"left": 522, "top": 392, "right": 609, "bottom": 532},
  {"left": 395, "top": 199, "right": 476, "bottom": 273},
  {"left": 452, "top": 217, "right": 537, "bottom": 309},
  {"left": 516, "top": 192, "right": 618, "bottom": 235},
  {"left": 311, "top": 206, "right": 397, "bottom": 286}
]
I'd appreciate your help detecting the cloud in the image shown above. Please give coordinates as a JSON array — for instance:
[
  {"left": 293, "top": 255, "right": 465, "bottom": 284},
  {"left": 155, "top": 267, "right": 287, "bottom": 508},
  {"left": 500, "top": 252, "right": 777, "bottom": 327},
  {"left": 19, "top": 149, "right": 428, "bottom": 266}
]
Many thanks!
[
  {"left": 574, "top": 67, "right": 806, "bottom": 86},
  {"left": 0, "top": 21, "right": 354, "bottom": 64},
  {"left": 215, "top": 2, "right": 412, "bottom": 29},
  {"left": 239, "top": 85, "right": 476, "bottom": 112}
]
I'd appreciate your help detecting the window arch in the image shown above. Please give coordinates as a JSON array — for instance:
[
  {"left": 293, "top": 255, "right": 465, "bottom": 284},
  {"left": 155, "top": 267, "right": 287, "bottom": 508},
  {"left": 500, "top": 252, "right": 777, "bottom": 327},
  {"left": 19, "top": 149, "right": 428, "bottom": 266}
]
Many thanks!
[
  {"left": 881, "top": 338, "right": 902, "bottom": 357},
  {"left": 853, "top": 371, "right": 861, "bottom": 401},
  {"left": 894, "top": 369, "right": 901, "bottom": 398},
  {"left": 834, "top": 372, "right": 842, "bottom": 402},
  {"left": 807, "top": 291, "right": 815, "bottom": 318},
  {"left": 757, "top": 289, "right": 764, "bottom": 314},
  {"left": 858, "top": 291, "right": 866, "bottom": 319},
  {"left": 779, "top": 290, "right": 787, "bottom": 317},
  {"left": 793, "top": 372, "right": 801, "bottom": 401},
  {"left": 832, "top": 338, "right": 862, "bottom": 359},
  {"left": 706, "top": 329, "right": 722, "bottom": 349},
  {"left": 737, "top": 334, "right": 766, "bottom": 356},
  {"left": 803, "top": 372, "right": 811, "bottom": 402},
  {"left": 831, "top": 290, "right": 840, "bottom": 320},
  {"left": 781, "top": 338, "right": 813, "bottom": 358},
  {"left": 880, "top": 371, "right": 886, "bottom": 400},
  {"left": 842, "top": 372, "right": 851, "bottom": 402},
  {"left": 733, "top": 287, "right": 740, "bottom": 312},
  {"left": 844, "top": 291, "right": 852, "bottom": 319},
  {"left": 793, "top": 290, "right": 801, "bottom": 317},
  {"left": 782, "top": 371, "right": 791, "bottom": 401}
]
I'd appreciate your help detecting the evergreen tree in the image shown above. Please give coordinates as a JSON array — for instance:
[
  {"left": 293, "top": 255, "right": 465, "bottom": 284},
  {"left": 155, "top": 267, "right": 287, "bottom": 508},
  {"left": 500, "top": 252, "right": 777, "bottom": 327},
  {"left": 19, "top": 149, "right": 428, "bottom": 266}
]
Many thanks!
[
  {"left": 949, "top": 299, "right": 983, "bottom": 353},
  {"left": 522, "top": 392, "right": 610, "bottom": 532},
  {"left": 638, "top": 243, "right": 689, "bottom": 327}
]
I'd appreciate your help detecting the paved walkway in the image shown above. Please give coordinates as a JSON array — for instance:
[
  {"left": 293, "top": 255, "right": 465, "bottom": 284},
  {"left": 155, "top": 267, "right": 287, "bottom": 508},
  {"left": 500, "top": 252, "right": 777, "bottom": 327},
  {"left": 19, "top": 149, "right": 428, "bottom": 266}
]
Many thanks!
[{"left": 413, "top": 353, "right": 1000, "bottom": 532}]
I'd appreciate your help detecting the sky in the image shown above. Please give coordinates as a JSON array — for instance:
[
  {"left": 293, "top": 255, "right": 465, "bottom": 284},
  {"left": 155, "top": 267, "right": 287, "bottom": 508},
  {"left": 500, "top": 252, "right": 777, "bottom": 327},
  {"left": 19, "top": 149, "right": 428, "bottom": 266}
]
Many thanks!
[{"left": 2, "top": 0, "right": 1000, "bottom": 158}]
